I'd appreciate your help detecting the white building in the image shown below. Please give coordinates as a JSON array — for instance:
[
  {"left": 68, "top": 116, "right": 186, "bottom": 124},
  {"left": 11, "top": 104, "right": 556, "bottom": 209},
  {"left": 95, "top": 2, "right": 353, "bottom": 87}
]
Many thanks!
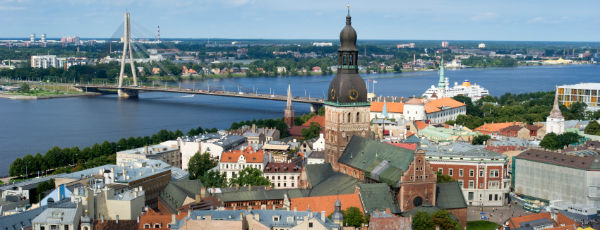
[
  {"left": 162, "top": 134, "right": 246, "bottom": 170},
  {"left": 31, "top": 55, "right": 58, "bottom": 68},
  {"left": 546, "top": 91, "right": 565, "bottom": 135},
  {"left": 219, "top": 146, "right": 268, "bottom": 181},
  {"left": 478, "top": 43, "right": 486, "bottom": 49},
  {"left": 305, "top": 151, "right": 325, "bottom": 165},
  {"left": 32, "top": 202, "right": 83, "bottom": 230},
  {"left": 370, "top": 98, "right": 466, "bottom": 124},
  {"left": 116, "top": 143, "right": 181, "bottom": 168},
  {"left": 556, "top": 83, "right": 600, "bottom": 111},
  {"left": 263, "top": 162, "right": 302, "bottom": 189},
  {"left": 57, "top": 57, "right": 89, "bottom": 69}
]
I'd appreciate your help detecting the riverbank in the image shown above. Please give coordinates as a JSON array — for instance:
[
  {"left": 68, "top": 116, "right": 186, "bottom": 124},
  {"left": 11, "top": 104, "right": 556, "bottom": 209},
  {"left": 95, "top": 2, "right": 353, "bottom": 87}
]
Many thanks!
[{"left": 0, "top": 92, "right": 100, "bottom": 100}]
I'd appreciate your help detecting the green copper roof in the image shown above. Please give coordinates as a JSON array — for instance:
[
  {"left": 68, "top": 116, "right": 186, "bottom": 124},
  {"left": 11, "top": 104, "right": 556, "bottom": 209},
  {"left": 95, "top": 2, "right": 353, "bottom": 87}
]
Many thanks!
[
  {"left": 358, "top": 183, "right": 401, "bottom": 214},
  {"left": 305, "top": 163, "right": 359, "bottom": 196},
  {"left": 159, "top": 179, "right": 205, "bottom": 213},
  {"left": 324, "top": 101, "right": 370, "bottom": 107},
  {"left": 436, "top": 182, "right": 467, "bottom": 209},
  {"left": 338, "top": 136, "right": 415, "bottom": 186}
]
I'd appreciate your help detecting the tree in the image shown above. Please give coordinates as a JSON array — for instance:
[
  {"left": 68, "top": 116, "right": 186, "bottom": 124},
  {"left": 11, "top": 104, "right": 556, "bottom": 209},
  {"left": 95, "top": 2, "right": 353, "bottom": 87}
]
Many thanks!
[
  {"left": 540, "top": 133, "right": 560, "bottom": 150},
  {"left": 472, "top": 135, "right": 491, "bottom": 145},
  {"left": 200, "top": 171, "right": 228, "bottom": 188},
  {"left": 413, "top": 212, "right": 434, "bottom": 230},
  {"left": 229, "top": 167, "right": 271, "bottom": 187},
  {"left": 431, "top": 210, "right": 460, "bottom": 230},
  {"left": 343, "top": 207, "right": 366, "bottom": 228},
  {"left": 19, "top": 83, "right": 30, "bottom": 92},
  {"left": 585, "top": 120, "right": 600, "bottom": 135},
  {"left": 557, "top": 132, "right": 582, "bottom": 147},
  {"left": 33, "top": 178, "right": 55, "bottom": 204},
  {"left": 188, "top": 152, "right": 218, "bottom": 180},
  {"left": 436, "top": 171, "right": 455, "bottom": 183},
  {"left": 301, "top": 122, "right": 321, "bottom": 140}
]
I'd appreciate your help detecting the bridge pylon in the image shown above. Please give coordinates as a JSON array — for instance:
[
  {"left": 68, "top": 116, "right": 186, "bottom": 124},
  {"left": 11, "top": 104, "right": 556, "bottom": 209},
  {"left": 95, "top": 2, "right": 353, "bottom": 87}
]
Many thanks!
[{"left": 118, "top": 12, "right": 138, "bottom": 98}]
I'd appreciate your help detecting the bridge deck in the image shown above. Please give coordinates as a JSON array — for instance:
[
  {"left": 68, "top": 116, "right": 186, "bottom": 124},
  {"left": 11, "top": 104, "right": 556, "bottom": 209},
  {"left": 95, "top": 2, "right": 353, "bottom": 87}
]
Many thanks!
[{"left": 76, "top": 85, "right": 324, "bottom": 104}]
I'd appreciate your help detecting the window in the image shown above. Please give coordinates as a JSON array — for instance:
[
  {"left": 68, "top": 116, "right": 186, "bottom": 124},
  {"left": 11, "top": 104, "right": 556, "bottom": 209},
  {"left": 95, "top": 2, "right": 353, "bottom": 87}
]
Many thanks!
[
  {"left": 479, "top": 170, "right": 484, "bottom": 177},
  {"left": 154, "top": 224, "right": 161, "bottom": 228},
  {"left": 309, "top": 222, "right": 314, "bottom": 228},
  {"left": 468, "top": 192, "right": 474, "bottom": 200},
  {"left": 490, "top": 170, "right": 499, "bottom": 178},
  {"left": 449, "top": 168, "right": 453, "bottom": 176},
  {"left": 495, "top": 194, "right": 499, "bottom": 201},
  {"left": 438, "top": 168, "right": 443, "bottom": 173},
  {"left": 283, "top": 176, "right": 286, "bottom": 180},
  {"left": 469, "top": 180, "right": 474, "bottom": 188},
  {"left": 273, "top": 216, "right": 280, "bottom": 222},
  {"left": 64, "top": 225, "right": 69, "bottom": 230},
  {"left": 459, "top": 169, "right": 463, "bottom": 177},
  {"left": 489, "top": 194, "right": 493, "bottom": 201},
  {"left": 291, "top": 183, "right": 294, "bottom": 187},
  {"left": 458, "top": 180, "right": 464, "bottom": 187},
  {"left": 469, "top": 169, "right": 474, "bottom": 177},
  {"left": 488, "top": 181, "right": 499, "bottom": 189}
]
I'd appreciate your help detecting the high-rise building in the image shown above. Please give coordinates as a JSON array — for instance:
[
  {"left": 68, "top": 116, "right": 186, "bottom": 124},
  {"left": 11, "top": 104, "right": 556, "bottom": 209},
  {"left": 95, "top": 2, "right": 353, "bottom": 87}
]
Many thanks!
[
  {"left": 324, "top": 5, "right": 370, "bottom": 170},
  {"left": 30, "top": 33, "right": 35, "bottom": 43},
  {"left": 284, "top": 84, "right": 294, "bottom": 128},
  {"left": 441, "top": 41, "right": 449, "bottom": 48}
]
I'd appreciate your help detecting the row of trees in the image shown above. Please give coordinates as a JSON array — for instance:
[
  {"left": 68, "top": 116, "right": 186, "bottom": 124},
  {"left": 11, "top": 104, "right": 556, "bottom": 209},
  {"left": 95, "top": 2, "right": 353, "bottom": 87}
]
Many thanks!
[
  {"left": 461, "top": 56, "right": 518, "bottom": 68},
  {"left": 9, "top": 126, "right": 210, "bottom": 177},
  {"left": 230, "top": 118, "right": 290, "bottom": 138},
  {"left": 448, "top": 92, "right": 592, "bottom": 129}
]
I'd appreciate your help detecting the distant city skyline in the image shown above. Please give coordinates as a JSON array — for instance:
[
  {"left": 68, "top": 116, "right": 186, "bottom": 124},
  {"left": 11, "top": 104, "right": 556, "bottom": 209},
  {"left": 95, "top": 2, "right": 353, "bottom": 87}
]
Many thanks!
[{"left": 0, "top": 0, "right": 599, "bottom": 42}]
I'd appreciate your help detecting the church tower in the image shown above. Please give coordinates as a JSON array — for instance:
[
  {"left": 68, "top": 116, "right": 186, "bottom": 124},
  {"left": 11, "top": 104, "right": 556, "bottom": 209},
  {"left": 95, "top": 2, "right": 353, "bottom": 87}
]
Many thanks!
[
  {"left": 546, "top": 88, "right": 565, "bottom": 134},
  {"left": 284, "top": 84, "right": 294, "bottom": 128},
  {"left": 324, "top": 4, "right": 371, "bottom": 170}
]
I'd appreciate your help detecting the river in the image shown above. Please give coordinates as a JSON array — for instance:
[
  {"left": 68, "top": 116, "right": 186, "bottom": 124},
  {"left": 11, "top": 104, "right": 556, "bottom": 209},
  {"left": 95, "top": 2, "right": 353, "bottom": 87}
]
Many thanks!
[{"left": 1, "top": 64, "right": 599, "bottom": 176}]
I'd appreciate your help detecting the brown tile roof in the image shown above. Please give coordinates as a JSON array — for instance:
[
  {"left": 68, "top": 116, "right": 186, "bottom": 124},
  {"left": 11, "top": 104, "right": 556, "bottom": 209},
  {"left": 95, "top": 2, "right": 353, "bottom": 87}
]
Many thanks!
[
  {"left": 424, "top": 97, "right": 466, "bottom": 113},
  {"left": 290, "top": 192, "right": 364, "bottom": 216},
  {"left": 370, "top": 101, "right": 404, "bottom": 113},
  {"left": 220, "top": 146, "right": 264, "bottom": 163},
  {"left": 500, "top": 125, "right": 524, "bottom": 132},
  {"left": 263, "top": 162, "right": 302, "bottom": 173},
  {"left": 301, "top": 115, "right": 325, "bottom": 127},
  {"left": 516, "top": 148, "right": 600, "bottom": 170},
  {"left": 93, "top": 220, "right": 138, "bottom": 230},
  {"left": 368, "top": 215, "right": 412, "bottom": 230},
  {"left": 415, "top": 121, "right": 428, "bottom": 130},
  {"left": 288, "top": 126, "right": 304, "bottom": 137}
]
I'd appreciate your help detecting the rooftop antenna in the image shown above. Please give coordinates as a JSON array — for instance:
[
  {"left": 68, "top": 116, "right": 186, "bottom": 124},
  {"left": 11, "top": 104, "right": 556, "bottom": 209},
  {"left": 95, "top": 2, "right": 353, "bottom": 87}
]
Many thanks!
[{"left": 157, "top": 25, "right": 160, "bottom": 42}]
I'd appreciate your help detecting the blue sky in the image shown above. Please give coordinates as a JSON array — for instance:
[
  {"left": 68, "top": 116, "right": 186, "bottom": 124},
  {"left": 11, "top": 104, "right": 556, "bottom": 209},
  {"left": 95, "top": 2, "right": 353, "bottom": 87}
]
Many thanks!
[{"left": 1, "top": 0, "right": 599, "bottom": 41}]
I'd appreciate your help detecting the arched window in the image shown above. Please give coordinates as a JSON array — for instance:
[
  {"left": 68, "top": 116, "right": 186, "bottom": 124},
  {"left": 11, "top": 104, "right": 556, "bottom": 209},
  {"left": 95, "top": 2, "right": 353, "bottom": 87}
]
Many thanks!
[
  {"left": 356, "top": 112, "right": 360, "bottom": 122},
  {"left": 347, "top": 113, "right": 351, "bottom": 123}
]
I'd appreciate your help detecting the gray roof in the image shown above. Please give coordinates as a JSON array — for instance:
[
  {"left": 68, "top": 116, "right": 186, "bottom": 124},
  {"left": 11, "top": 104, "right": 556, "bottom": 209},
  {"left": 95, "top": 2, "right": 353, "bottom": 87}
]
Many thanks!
[
  {"left": 215, "top": 188, "right": 309, "bottom": 203},
  {"left": 174, "top": 210, "right": 246, "bottom": 229},
  {"left": 516, "top": 148, "right": 600, "bottom": 170},
  {"left": 248, "top": 209, "right": 339, "bottom": 229},
  {"left": 159, "top": 179, "right": 204, "bottom": 213},
  {"left": 57, "top": 159, "right": 176, "bottom": 183},
  {"left": 513, "top": 218, "right": 554, "bottom": 230},
  {"left": 32, "top": 202, "right": 79, "bottom": 225},
  {"left": 306, "top": 151, "right": 325, "bottom": 159},
  {"left": 421, "top": 140, "right": 506, "bottom": 160},
  {"left": 436, "top": 182, "right": 468, "bottom": 210},
  {"left": 0, "top": 201, "right": 72, "bottom": 230}
]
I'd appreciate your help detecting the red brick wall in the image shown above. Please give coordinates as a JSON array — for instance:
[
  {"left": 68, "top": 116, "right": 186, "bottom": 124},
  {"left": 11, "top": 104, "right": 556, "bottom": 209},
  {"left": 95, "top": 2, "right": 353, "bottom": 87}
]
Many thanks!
[
  {"left": 448, "top": 207, "right": 467, "bottom": 229},
  {"left": 338, "top": 163, "right": 365, "bottom": 181},
  {"left": 430, "top": 163, "right": 507, "bottom": 190},
  {"left": 399, "top": 151, "right": 437, "bottom": 212}
]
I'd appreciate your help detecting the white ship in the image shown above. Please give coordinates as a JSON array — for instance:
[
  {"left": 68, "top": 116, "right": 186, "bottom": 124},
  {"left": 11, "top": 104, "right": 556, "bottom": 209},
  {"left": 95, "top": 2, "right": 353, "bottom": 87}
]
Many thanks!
[{"left": 422, "top": 59, "right": 489, "bottom": 101}]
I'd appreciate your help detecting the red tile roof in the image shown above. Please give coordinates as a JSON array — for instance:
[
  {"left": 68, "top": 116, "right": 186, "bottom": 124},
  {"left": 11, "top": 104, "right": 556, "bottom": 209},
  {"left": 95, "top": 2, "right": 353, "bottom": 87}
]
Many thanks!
[
  {"left": 302, "top": 115, "right": 325, "bottom": 128},
  {"left": 138, "top": 209, "right": 188, "bottom": 230},
  {"left": 424, "top": 98, "right": 466, "bottom": 113},
  {"left": 415, "top": 121, "right": 428, "bottom": 130},
  {"left": 508, "top": 212, "right": 578, "bottom": 229},
  {"left": 388, "top": 143, "right": 417, "bottom": 151},
  {"left": 290, "top": 192, "right": 364, "bottom": 216},
  {"left": 220, "top": 146, "right": 264, "bottom": 163},
  {"left": 475, "top": 122, "right": 521, "bottom": 135}
]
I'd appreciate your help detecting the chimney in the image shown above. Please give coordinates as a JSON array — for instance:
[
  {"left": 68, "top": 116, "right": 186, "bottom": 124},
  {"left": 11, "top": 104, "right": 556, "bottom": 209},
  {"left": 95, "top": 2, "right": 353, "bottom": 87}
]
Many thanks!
[
  {"left": 195, "top": 194, "right": 201, "bottom": 204},
  {"left": 248, "top": 185, "right": 252, "bottom": 191},
  {"left": 115, "top": 215, "right": 119, "bottom": 224},
  {"left": 321, "top": 211, "right": 325, "bottom": 222},
  {"left": 200, "top": 187, "right": 206, "bottom": 199},
  {"left": 171, "top": 214, "right": 176, "bottom": 224},
  {"left": 137, "top": 216, "right": 140, "bottom": 223}
]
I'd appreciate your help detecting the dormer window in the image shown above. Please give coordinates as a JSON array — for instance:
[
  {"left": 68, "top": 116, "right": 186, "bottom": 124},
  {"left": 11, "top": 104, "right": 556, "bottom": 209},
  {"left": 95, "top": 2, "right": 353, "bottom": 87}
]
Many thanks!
[{"left": 273, "top": 216, "right": 280, "bottom": 222}]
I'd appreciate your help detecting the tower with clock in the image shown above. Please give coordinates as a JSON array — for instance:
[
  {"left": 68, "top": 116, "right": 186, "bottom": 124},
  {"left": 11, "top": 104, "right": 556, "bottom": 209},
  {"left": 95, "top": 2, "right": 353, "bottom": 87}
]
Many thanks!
[{"left": 324, "top": 4, "right": 371, "bottom": 170}]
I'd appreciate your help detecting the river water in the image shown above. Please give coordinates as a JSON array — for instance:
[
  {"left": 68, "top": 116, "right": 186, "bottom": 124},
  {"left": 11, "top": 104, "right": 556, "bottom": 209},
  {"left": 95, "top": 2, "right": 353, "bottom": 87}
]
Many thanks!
[{"left": 1, "top": 64, "right": 599, "bottom": 176}]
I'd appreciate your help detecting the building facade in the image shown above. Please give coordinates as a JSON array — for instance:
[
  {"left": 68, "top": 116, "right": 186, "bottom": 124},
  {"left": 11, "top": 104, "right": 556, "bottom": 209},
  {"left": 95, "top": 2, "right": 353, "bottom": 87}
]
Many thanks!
[
  {"left": 324, "top": 10, "right": 370, "bottom": 170},
  {"left": 31, "top": 55, "right": 58, "bottom": 68},
  {"left": 117, "top": 144, "right": 182, "bottom": 169},
  {"left": 263, "top": 162, "right": 301, "bottom": 189},
  {"left": 423, "top": 142, "right": 510, "bottom": 206},
  {"left": 557, "top": 83, "right": 600, "bottom": 111},
  {"left": 219, "top": 146, "right": 267, "bottom": 181}
]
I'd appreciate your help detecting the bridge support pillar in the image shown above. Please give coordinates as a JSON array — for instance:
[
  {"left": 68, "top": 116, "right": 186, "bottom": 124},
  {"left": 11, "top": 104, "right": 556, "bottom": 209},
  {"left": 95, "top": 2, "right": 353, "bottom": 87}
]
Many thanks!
[
  {"left": 310, "top": 103, "right": 323, "bottom": 113},
  {"left": 118, "top": 89, "right": 139, "bottom": 99}
]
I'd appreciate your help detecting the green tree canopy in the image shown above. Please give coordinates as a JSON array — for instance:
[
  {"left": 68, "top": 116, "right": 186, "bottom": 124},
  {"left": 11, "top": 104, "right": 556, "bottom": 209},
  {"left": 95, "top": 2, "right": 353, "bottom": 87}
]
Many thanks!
[
  {"left": 188, "top": 152, "right": 218, "bottom": 180},
  {"left": 472, "top": 135, "right": 491, "bottom": 145},
  {"left": 200, "top": 171, "right": 228, "bottom": 188},
  {"left": 436, "top": 171, "right": 455, "bottom": 183},
  {"left": 413, "top": 212, "right": 434, "bottom": 230},
  {"left": 585, "top": 121, "right": 600, "bottom": 135},
  {"left": 431, "top": 210, "right": 460, "bottom": 230},
  {"left": 301, "top": 122, "right": 322, "bottom": 140},
  {"left": 540, "top": 132, "right": 583, "bottom": 150},
  {"left": 229, "top": 167, "right": 271, "bottom": 187},
  {"left": 343, "top": 207, "right": 366, "bottom": 228}
]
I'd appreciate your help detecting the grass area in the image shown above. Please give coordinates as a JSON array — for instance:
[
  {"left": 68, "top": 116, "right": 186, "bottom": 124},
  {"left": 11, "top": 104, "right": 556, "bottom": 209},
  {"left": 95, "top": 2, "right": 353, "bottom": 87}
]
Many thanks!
[
  {"left": 467, "top": 221, "right": 501, "bottom": 230},
  {"left": 5, "top": 84, "right": 85, "bottom": 96}
]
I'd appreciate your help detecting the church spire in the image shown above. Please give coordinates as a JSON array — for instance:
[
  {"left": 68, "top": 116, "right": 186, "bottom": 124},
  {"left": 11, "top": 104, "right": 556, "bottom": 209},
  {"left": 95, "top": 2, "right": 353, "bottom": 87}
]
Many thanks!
[
  {"left": 284, "top": 84, "right": 294, "bottom": 128},
  {"left": 438, "top": 56, "right": 446, "bottom": 89},
  {"left": 549, "top": 88, "right": 563, "bottom": 118}
]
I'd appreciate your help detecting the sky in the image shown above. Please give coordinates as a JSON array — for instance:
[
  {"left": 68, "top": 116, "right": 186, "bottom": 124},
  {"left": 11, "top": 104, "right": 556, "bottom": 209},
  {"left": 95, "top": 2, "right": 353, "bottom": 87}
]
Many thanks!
[{"left": 1, "top": 0, "right": 599, "bottom": 41}]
